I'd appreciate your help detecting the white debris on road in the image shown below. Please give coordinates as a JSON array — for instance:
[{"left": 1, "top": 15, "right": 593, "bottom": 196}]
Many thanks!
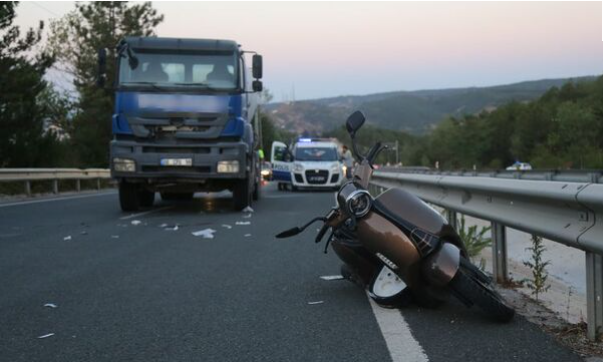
[
  {"left": 111, "top": 235, "right": 120, "bottom": 239},
  {"left": 221, "top": 224, "right": 232, "bottom": 229},
  {"left": 244, "top": 234, "right": 251, "bottom": 237},
  {"left": 43, "top": 303, "right": 57, "bottom": 308},
  {"left": 165, "top": 225, "right": 179, "bottom": 231},
  {"left": 37, "top": 333, "right": 55, "bottom": 339},
  {"left": 63, "top": 236, "right": 72, "bottom": 241},
  {"left": 191, "top": 228, "right": 216, "bottom": 239},
  {"left": 307, "top": 301, "right": 324, "bottom": 305},
  {"left": 242, "top": 214, "right": 252, "bottom": 219},
  {"left": 159, "top": 223, "right": 168, "bottom": 228},
  {"left": 235, "top": 221, "right": 251, "bottom": 226},
  {"left": 131, "top": 220, "right": 141, "bottom": 226},
  {"left": 319, "top": 275, "right": 344, "bottom": 281},
  {"left": 242, "top": 206, "right": 254, "bottom": 213}
]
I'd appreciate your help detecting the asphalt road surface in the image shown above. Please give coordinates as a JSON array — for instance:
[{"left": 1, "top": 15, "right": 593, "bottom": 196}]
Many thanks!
[{"left": 0, "top": 183, "right": 583, "bottom": 362}]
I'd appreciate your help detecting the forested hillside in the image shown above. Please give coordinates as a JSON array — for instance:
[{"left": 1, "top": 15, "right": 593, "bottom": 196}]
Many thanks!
[{"left": 266, "top": 77, "right": 594, "bottom": 135}]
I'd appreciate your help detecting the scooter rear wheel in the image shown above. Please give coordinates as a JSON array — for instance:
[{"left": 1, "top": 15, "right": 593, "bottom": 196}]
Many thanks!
[{"left": 450, "top": 264, "right": 515, "bottom": 323}]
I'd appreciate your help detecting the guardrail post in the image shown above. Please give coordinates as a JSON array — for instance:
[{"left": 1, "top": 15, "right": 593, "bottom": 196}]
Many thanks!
[
  {"left": 76, "top": 179, "right": 81, "bottom": 192},
  {"left": 491, "top": 222, "right": 508, "bottom": 283},
  {"left": 446, "top": 210, "right": 458, "bottom": 230},
  {"left": 96, "top": 178, "right": 101, "bottom": 190},
  {"left": 586, "top": 251, "right": 603, "bottom": 340},
  {"left": 24, "top": 181, "right": 31, "bottom": 197},
  {"left": 52, "top": 179, "right": 59, "bottom": 194}
]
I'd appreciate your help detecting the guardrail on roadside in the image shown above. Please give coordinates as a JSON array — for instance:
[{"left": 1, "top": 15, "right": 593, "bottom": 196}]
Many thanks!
[
  {"left": 369, "top": 169, "right": 603, "bottom": 340},
  {"left": 0, "top": 168, "right": 111, "bottom": 196}
]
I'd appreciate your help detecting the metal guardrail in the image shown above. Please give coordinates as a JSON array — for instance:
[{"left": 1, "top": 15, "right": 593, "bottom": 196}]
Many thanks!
[
  {"left": 369, "top": 169, "right": 603, "bottom": 340},
  {"left": 0, "top": 168, "right": 111, "bottom": 196}
]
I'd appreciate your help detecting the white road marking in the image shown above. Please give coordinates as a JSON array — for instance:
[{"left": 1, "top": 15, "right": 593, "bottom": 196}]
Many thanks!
[
  {"left": 119, "top": 206, "right": 173, "bottom": 220},
  {"left": 0, "top": 191, "right": 116, "bottom": 208},
  {"left": 367, "top": 295, "right": 429, "bottom": 362}
]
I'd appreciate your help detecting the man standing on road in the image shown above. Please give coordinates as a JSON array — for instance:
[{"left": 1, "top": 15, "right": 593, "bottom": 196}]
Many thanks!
[{"left": 342, "top": 145, "right": 354, "bottom": 179}]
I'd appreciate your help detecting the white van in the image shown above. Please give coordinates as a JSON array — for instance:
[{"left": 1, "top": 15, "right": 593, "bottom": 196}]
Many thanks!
[{"left": 271, "top": 138, "right": 345, "bottom": 190}]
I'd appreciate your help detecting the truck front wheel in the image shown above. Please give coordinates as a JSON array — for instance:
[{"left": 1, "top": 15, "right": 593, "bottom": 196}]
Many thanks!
[
  {"left": 139, "top": 189, "right": 155, "bottom": 207},
  {"left": 233, "top": 177, "right": 252, "bottom": 211},
  {"left": 119, "top": 181, "right": 140, "bottom": 212}
]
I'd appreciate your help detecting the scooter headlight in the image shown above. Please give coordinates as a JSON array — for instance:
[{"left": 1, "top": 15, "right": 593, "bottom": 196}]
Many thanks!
[{"left": 345, "top": 189, "right": 373, "bottom": 218}]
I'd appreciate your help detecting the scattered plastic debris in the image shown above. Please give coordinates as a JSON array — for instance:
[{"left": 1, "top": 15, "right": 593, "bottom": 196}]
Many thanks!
[
  {"left": 307, "top": 301, "right": 324, "bottom": 305},
  {"left": 319, "top": 275, "right": 345, "bottom": 281},
  {"left": 44, "top": 303, "right": 57, "bottom": 309},
  {"left": 244, "top": 234, "right": 251, "bottom": 237},
  {"left": 111, "top": 235, "right": 120, "bottom": 239},
  {"left": 235, "top": 221, "right": 251, "bottom": 226},
  {"left": 131, "top": 220, "right": 141, "bottom": 226},
  {"left": 242, "top": 214, "right": 252, "bottom": 219},
  {"left": 37, "top": 333, "right": 55, "bottom": 339},
  {"left": 63, "top": 236, "right": 72, "bottom": 241},
  {"left": 242, "top": 206, "right": 254, "bottom": 213},
  {"left": 159, "top": 223, "right": 168, "bottom": 228},
  {"left": 165, "top": 225, "right": 179, "bottom": 231},
  {"left": 221, "top": 224, "right": 232, "bottom": 229},
  {"left": 191, "top": 228, "right": 216, "bottom": 239}
]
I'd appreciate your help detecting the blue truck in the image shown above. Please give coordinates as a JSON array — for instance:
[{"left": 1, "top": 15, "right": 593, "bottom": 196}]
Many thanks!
[{"left": 98, "top": 37, "right": 263, "bottom": 211}]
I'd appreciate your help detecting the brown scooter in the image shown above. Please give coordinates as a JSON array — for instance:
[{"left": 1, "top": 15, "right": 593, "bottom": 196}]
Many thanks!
[{"left": 277, "top": 111, "right": 514, "bottom": 322}]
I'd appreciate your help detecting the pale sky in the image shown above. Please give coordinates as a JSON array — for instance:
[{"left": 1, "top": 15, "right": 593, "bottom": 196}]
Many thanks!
[{"left": 14, "top": 1, "right": 603, "bottom": 101}]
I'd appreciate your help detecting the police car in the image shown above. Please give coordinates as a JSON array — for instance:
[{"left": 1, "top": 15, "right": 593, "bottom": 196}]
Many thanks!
[{"left": 271, "top": 138, "right": 345, "bottom": 190}]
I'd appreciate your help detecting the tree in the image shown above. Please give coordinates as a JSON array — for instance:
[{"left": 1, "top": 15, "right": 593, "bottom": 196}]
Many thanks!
[
  {"left": 0, "top": 2, "right": 57, "bottom": 167},
  {"left": 47, "top": 2, "right": 163, "bottom": 167}
]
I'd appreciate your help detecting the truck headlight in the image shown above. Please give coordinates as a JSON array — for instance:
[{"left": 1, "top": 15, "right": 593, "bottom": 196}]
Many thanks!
[
  {"left": 294, "top": 163, "right": 304, "bottom": 172},
  {"left": 113, "top": 158, "right": 136, "bottom": 172},
  {"left": 217, "top": 160, "right": 239, "bottom": 173}
]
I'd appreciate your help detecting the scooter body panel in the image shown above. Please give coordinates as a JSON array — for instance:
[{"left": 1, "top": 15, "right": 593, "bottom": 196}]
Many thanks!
[
  {"left": 356, "top": 212, "right": 422, "bottom": 288},
  {"left": 421, "top": 242, "right": 461, "bottom": 287}
]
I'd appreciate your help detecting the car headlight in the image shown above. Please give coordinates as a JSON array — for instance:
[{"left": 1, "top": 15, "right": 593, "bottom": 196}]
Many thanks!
[
  {"left": 113, "top": 158, "right": 136, "bottom": 172},
  {"left": 345, "top": 190, "right": 373, "bottom": 218},
  {"left": 331, "top": 163, "right": 340, "bottom": 173},
  {"left": 294, "top": 163, "right": 304, "bottom": 172},
  {"left": 217, "top": 160, "right": 239, "bottom": 173}
]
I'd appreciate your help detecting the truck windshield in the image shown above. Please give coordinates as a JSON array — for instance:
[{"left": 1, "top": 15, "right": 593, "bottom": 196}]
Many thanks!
[
  {"left": 119, "top": 50, "right": 238, "bottom": 90},
  {"left": 295, "top": 147, "right": 338, "bottom": 162}
]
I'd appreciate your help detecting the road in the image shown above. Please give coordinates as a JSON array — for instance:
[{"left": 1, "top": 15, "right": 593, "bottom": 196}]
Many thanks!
[{"left": 0, "top": 183, "right": 583, "bottom": 362}]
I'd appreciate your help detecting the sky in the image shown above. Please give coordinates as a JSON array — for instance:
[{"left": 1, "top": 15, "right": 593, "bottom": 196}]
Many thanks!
[{"left": 14, "top": 1, "right": 603, "bottom": 101}]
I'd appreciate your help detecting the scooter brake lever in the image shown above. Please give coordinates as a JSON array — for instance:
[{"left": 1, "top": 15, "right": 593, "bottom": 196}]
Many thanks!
[{"left": 315, "top": 222, "right": 330, "bottom": 244}]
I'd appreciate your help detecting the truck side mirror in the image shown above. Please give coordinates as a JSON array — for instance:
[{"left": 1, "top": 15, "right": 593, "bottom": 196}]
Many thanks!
[
  {"left": 252, "top": 54, "right": 263, "bottom": 79},
  {"left": 97, "top": 48, "right": 107, "bottom": 88},
  {"left": 252, "top": 80, "right": 263, "bottom": 92}
]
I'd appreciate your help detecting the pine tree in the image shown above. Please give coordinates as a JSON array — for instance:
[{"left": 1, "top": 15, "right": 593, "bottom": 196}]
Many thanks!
[
  {"left": 0, "top": 2, "right": 55, "bottom": 167},
  {"left": 47, "top": 2, "right": 163, "bottom": 167}
]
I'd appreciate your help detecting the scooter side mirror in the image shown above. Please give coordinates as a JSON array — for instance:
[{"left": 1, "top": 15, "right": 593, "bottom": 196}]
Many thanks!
[
  {"left": 275, "top": 227, "right": 302, "bottom": 238},
  {"left": 346, "top": 111, "right": 366, "bottom": 136}
]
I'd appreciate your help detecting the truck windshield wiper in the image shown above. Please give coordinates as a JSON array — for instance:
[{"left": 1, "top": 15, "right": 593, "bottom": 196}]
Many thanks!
[
  {"left": 173, "top": 83, "right": 229, "bottom": 91},
  {"left": 122, "top": 81, "right": 167, "bottom": 91}
]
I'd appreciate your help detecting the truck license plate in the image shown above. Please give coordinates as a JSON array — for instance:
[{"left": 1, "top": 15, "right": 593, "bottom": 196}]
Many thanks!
[{"left": 160, "top": 158, "right": 192, "bottom": 167}]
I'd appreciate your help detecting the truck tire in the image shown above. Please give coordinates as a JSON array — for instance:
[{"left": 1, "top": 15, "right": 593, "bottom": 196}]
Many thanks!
[
  {"left": 119, "top": 181, "right": 140, "bottom": 212},
  {"left": 233, "top": 177, "right": 252, "bottom": 211},
  {"left": 139, "top": 189, "right": 155, "bottom": 207},
  {"left": 252, "top": 180, "right": 260, "bottom": 201}
]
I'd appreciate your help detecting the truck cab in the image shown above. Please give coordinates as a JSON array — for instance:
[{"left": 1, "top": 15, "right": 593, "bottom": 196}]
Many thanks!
[{"left": 101, "top": 37, "right": 263, "bottom": 211}]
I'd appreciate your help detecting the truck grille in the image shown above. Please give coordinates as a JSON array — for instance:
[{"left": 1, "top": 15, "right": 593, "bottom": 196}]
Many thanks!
[
  {"left": 305, "top": 170, "right": 329, "bottom": 184},
  {"left": 126, "top": 113, "right": 229, "bottom": 140}
]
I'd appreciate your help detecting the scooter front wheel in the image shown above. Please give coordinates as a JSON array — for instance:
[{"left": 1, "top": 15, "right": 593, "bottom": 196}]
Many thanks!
[{"left": 450, "top": 264, "right": 515, "bottom": 322}]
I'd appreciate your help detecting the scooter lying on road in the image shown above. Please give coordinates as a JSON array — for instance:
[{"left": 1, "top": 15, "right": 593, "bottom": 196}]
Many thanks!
[{"left": 276, "top": 111, "right": 515, "bottom": 322}]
